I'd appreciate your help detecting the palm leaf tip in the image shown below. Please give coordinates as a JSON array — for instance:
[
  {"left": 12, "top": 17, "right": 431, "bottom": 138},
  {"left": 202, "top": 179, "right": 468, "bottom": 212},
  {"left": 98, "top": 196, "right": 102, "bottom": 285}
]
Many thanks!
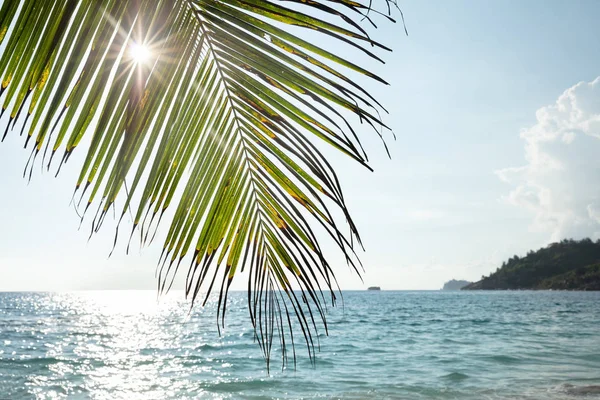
[{"left": 0, "top": 0, "right": 400, "bottom": 369}]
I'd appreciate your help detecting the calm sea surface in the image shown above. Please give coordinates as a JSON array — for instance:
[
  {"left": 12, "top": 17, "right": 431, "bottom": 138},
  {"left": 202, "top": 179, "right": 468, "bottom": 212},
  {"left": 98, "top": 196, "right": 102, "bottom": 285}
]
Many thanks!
[{"left": 1, "top": 291, "right": 599, "bottom": 399}]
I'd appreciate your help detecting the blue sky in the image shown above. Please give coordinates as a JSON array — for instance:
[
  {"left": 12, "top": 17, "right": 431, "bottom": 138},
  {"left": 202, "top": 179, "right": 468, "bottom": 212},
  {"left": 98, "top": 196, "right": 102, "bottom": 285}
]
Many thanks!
[{"left": 1, "top": 0, "right": 600, "bottom": 290}]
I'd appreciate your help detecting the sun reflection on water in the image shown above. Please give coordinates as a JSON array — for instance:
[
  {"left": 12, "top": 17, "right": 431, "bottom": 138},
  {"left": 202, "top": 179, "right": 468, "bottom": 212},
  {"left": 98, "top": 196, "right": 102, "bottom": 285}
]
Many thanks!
[
  {"left": 4, "top": 292, "right": 600, "bottom": 399},
  {"left": 79, "top": 290, "right": 161, "bottom": 315},
  {"left": 2, "top": 291, "right": 259, "bottom": 399}
]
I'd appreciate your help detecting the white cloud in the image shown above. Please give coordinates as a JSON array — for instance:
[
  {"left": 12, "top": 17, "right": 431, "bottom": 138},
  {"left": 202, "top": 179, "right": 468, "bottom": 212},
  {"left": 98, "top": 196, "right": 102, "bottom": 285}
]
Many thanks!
[{"left": 497, "top": 77, "right": 600, "bottom": 241}]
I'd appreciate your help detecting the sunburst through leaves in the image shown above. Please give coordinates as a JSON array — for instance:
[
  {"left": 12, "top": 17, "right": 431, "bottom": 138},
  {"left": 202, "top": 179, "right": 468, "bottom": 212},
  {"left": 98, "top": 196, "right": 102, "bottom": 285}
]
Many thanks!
[{"left": 0, "top": 0, "right": 401, "bottom": 370}]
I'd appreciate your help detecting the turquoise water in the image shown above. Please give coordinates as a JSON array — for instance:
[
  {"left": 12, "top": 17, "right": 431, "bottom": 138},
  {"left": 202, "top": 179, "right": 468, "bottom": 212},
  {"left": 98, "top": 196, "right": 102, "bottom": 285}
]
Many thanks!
[{"left": 1, "top": 291, "right": 599, "bottom": 399}]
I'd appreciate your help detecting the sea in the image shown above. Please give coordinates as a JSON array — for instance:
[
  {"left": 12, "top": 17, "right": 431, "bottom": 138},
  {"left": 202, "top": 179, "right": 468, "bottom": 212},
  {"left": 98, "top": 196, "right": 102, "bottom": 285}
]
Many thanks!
[{"left": 1, "top": 290, "right": 599, "bottom": 399}]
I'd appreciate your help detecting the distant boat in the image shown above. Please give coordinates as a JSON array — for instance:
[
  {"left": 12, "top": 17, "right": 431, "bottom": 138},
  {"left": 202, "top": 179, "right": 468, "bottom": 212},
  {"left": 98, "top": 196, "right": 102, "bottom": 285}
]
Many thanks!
[{"left": 367, "top": 286, "right": 381, "bottom": 291}]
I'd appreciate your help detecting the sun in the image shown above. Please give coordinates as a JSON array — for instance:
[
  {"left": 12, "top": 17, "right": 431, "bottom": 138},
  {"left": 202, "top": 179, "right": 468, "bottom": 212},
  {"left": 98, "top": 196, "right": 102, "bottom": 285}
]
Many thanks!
[{"left": 130, "top": 41, "right": 151, "bottom": 65}]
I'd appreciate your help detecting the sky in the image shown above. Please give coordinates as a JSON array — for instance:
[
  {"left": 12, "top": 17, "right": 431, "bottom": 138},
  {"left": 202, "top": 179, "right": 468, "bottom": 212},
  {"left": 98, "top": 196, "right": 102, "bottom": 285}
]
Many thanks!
[{"left": 1, "top": 0, "right": 600, "bottom": 291}]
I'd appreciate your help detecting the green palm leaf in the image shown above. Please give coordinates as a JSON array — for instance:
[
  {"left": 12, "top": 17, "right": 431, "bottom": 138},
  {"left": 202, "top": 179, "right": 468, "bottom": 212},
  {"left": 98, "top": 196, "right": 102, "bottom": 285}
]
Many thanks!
[{"left": 0, "top": 0, "right": 399, "bottom": 369}]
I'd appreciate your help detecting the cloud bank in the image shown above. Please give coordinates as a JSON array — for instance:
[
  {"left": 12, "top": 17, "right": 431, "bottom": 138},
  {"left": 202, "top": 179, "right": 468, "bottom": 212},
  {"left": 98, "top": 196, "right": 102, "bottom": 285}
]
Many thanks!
[{"left": 497, "top": 77, "right": 600, "bottom": 242}]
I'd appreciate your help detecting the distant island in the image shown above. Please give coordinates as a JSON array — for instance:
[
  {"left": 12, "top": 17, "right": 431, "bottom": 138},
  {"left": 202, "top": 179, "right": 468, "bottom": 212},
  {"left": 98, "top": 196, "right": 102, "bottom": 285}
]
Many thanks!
[
  {"left": 367, "top": 286, "right": 381, "bottom": 291},
  {"left": 442, "top": 279, "right": 472, "bottom": 290},
  {"left": 463, "top": 238, "right": 600, "bottom": 291}
]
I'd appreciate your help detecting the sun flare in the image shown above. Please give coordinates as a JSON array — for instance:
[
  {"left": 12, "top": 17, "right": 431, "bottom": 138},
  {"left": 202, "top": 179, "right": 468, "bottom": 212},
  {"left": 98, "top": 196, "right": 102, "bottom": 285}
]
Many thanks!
[{"left": 130, "top": 42, "right": 151, "bottom": 65}]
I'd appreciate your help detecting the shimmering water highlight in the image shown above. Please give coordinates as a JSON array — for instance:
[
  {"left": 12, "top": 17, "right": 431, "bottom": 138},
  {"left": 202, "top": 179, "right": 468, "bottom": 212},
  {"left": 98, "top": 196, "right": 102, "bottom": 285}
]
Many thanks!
[{"left": 1, "top": 291, "right": 599, "bottom": 399}]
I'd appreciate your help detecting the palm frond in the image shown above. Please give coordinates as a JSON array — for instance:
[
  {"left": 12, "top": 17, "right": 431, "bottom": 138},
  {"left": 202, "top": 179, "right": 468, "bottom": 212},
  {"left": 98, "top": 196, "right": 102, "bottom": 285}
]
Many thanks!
[{"left": 0, "top": 0, "right": 399, "bottom": 369}]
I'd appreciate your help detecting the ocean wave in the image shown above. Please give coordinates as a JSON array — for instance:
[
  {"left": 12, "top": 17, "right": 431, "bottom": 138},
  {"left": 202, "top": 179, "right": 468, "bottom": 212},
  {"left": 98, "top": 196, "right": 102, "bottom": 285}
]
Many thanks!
[{"left": 1, "top": 291, "right": 599, "bottom": 399}]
